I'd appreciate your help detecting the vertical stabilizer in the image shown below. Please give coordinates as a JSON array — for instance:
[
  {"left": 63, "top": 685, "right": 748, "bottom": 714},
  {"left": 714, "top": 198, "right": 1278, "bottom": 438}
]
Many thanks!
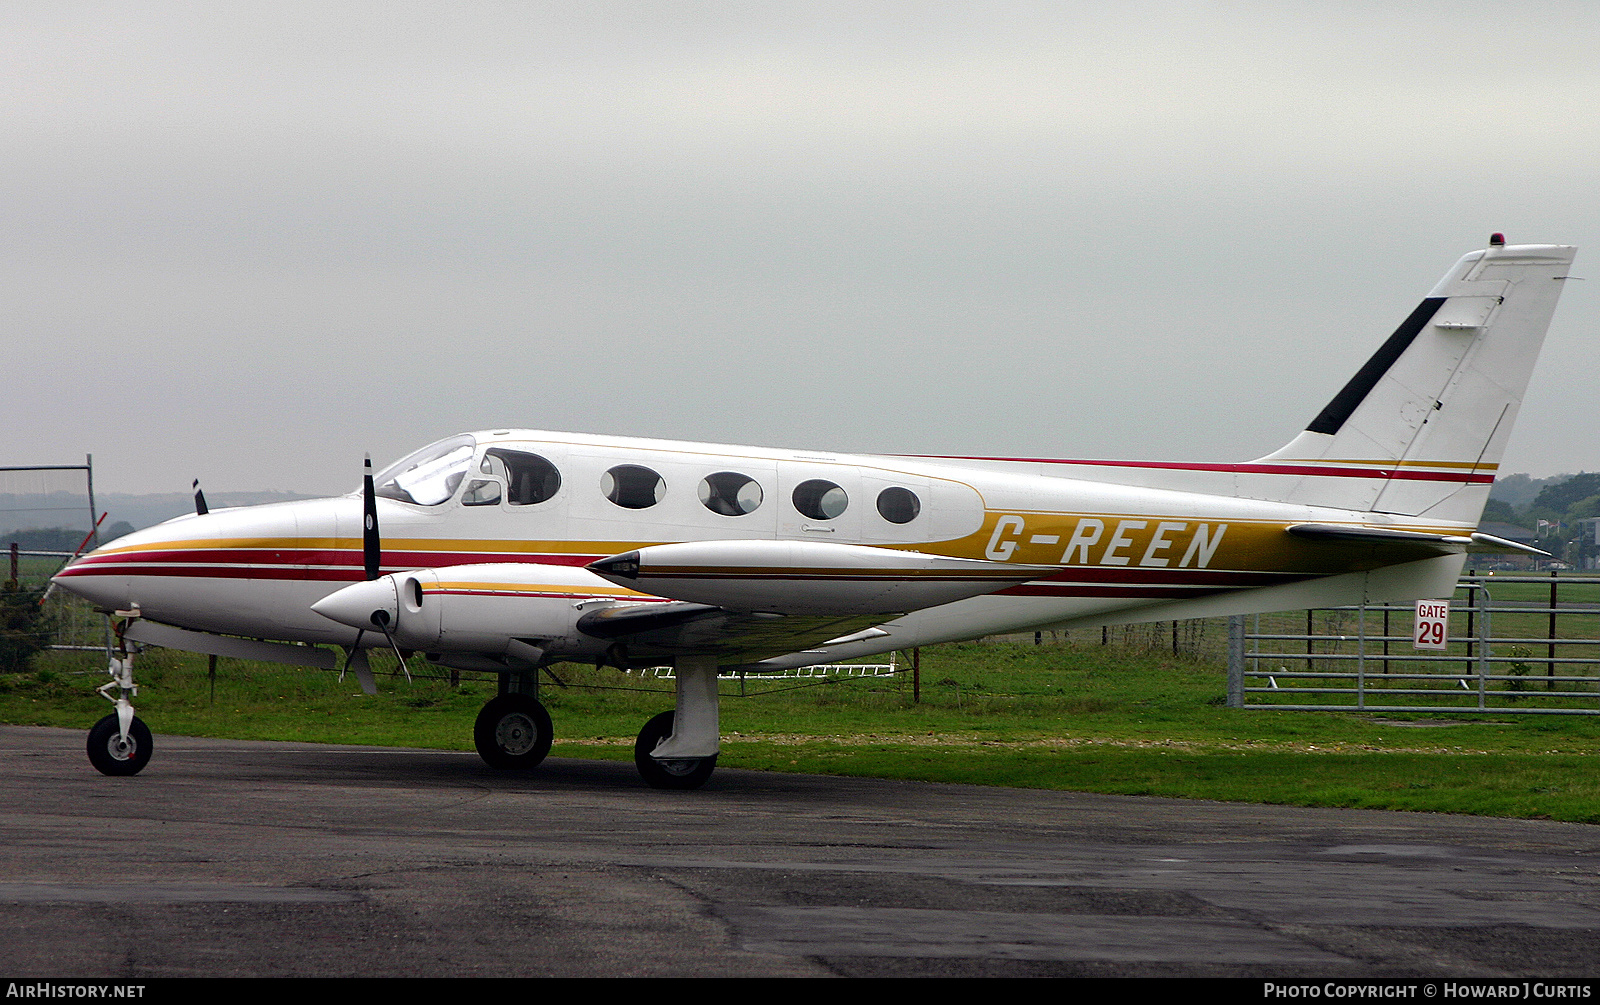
[{"left": 1255, "top": 240, "right": 1576, "bottom": 523}]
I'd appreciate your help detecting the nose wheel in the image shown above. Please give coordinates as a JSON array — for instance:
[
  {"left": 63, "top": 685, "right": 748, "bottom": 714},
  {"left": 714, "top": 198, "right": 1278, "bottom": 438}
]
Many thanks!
[
  {"left": 87, "top": 713, "right": 152, "bottom": 776},
  {"left": 473, "top": 693, "right": 553, "bottom": 769}
]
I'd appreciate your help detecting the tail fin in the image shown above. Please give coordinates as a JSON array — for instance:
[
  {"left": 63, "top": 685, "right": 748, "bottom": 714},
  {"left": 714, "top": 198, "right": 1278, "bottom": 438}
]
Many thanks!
[{"left": 1256, "top": 239, "right": 1577, "bottom": 523}]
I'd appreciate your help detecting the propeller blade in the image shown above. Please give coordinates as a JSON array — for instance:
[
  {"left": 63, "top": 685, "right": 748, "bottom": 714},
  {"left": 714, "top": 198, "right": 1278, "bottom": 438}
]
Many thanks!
[
  {"left": 362, "top": 454, "right": 380, "bottom": 581},
  {"left": 192, "top": 479, "right": 208, "bottom": 516},
  {"left": 340, "top": 642, "right": 378, "bottom": 696}
]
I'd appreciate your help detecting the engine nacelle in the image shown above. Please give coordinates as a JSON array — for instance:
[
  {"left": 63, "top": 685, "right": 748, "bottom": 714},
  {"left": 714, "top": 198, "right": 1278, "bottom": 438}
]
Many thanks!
[{"left": 310, "top": 562, "right": 660, "bottom": 652}]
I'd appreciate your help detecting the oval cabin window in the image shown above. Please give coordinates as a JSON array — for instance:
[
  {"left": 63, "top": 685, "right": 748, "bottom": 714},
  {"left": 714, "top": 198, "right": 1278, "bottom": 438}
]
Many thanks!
[
  {"left": 699, "top": 472, "right": 764, "bottom": 516},
  {"left": 792, "top": 479, "right": 848, "bottom": 520},
  {"left": 876, "top": 486, "right": 921, "bottom": 524},
  {"left": 602, "top": 465, "right": 666, "bottom": 509}
]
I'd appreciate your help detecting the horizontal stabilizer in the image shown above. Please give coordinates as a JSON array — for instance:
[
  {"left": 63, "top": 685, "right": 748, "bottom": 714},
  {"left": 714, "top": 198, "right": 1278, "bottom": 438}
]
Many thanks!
[
  {"left": 1469, "top": 532, "right": 1551, "bottom": 557},
  {"left": 1285, "top": 523, "right": 1469, "bottom": 549}
]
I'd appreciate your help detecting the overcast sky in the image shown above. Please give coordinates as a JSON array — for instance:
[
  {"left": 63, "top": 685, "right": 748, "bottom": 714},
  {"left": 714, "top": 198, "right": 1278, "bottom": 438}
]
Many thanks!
[{"left": 4, "top": 1, "right": 1598, "bottom": 495}]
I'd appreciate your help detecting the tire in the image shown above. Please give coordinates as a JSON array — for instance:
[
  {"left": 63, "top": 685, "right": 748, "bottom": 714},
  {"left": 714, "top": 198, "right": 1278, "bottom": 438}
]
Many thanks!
[
  {"left": 87, "top": 714, "right": 152, "bottom": 777},
  {"left": 633, "top": 710, "right": 717, "bottom": 791},
  {"left": 473, "top": 694, "right": 553, "bottom": 770}
]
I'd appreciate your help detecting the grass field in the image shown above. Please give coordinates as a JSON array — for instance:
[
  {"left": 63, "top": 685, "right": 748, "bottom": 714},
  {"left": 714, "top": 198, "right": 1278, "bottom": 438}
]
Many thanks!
[{"left": 7, "top": 637, "right": 1600, "bottom": 824}]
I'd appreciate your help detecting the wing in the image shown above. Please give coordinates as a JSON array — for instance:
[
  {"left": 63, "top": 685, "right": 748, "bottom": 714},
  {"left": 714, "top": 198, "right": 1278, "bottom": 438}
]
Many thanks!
[
  {"left": 307, "top": 548, "right": 1024, "bottom": 671},
  {"left": 574, "top": 600, "right": 887, "bottom": 666}
]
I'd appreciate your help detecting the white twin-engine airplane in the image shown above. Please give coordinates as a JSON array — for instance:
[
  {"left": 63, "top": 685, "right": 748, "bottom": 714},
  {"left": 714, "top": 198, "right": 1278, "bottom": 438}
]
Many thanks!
[{"left": 55, "top": 237, "right": 1575, "bottom": 789}]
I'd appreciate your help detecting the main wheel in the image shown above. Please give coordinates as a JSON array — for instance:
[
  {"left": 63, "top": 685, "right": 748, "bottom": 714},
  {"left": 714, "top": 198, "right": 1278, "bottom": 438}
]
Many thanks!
[
  {"left": 474, "top": 694, "right": 553, "bottom": 770},
  {"left": 633, "top": 710, "right": 717, "bottom": 791},
  {"left": 87, "top": 714, "right": 152, "bottom": 777}
]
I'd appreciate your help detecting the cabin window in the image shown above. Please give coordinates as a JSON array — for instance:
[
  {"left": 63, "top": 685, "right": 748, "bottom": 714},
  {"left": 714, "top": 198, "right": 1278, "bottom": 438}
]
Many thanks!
[
  {"left": 793, "top": 479, "right": 848, "bottom": 520},
  {"left": 699, "top": 472, "right": 763, "bottom": 516},
  {"left": 876, "top": 486, "right": 921, "bottom": 524},
  {"left": 480, "top": 448, "right": 561, "bottom": 506},
  {"left": 602, "top": 465, "right": 666, "bottom": 509},
  {"left": 373, "top": 435, "right": 476, "bottom": 506}
]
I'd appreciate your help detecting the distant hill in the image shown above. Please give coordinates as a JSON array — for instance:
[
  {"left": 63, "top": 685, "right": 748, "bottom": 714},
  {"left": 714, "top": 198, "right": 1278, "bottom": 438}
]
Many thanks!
[{"left": 1490, "top": 473, "right": 1576, "bottom": 510}]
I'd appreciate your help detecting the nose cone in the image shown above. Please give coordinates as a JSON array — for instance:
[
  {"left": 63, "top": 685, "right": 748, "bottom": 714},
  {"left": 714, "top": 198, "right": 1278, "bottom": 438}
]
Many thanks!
[
  {"left": 586, "top": 551, "right": 640, "bottom": 582},
  {"left": 50, "top": 560, "right": 128, "bottom": 611},
  {"left": 50, "top": 514, "right": 215, "bottom": 612},
  {"left": 310, "top": 577, "right": 398, "bottom": 631}
]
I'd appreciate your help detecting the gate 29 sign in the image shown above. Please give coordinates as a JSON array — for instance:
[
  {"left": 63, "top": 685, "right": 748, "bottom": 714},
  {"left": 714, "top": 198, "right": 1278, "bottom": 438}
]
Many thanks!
[{"left": 1413, "top": 600, "right": 1451, "bottom": 651}]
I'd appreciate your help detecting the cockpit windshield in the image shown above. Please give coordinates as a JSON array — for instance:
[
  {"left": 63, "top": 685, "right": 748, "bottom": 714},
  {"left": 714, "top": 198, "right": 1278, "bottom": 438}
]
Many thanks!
[{"left": 372, "top": 434, "right": 476, "bottom": 506}]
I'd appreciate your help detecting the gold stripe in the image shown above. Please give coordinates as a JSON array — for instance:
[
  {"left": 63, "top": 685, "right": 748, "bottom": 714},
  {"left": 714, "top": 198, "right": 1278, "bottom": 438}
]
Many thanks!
[{"left": 428, "top": 581, "right": 645, "bottom": 596}]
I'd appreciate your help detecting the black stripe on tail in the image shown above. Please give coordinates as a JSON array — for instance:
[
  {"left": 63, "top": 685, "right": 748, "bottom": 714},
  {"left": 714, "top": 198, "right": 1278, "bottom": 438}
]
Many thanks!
[{"left": 1305, "top": 297, "right": 1447, "bottom": 435}]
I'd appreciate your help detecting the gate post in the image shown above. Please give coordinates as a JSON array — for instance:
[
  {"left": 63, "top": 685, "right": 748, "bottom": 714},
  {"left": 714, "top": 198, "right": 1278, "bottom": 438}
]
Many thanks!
[{"left": 1227, "top": 615, "right": 1245, "bottom": 707}]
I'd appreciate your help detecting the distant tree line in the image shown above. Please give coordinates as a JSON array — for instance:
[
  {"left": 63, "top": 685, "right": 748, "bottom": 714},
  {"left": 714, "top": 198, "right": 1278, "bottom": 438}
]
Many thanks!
[
  {"left": 1485, "top": 473, "right": 1600, "bottom": 567},
  {"left": 1, "top": 524, "right": 134, "bottom": 553}
]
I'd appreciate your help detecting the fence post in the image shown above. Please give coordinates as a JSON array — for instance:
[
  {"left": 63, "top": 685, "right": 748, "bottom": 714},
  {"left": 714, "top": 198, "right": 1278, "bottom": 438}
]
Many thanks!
[
  {"left": 1356, "top": 600, "right": 1367, "bottom": 710},
  {"left": 1548, "top": 569, "right": 1558, "bottom": 690},
  {"left": 912, "top": 647, "right": 920, "bottom": 704},
  {"left": 1476, "top": 581, "right": 1491, "bottom": 710},
  {"left": 1227, "top": 615, "right": 1244, "bottom": 707}
]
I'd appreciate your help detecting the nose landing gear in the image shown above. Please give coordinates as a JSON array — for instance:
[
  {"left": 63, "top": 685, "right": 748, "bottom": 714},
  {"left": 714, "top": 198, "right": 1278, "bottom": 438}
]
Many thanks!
[
  {"left": 87, "top": 711, "right": 151, "bottom": 776},
  {"left": 88, "top": 630, "right": 151, "bottom": 777}
]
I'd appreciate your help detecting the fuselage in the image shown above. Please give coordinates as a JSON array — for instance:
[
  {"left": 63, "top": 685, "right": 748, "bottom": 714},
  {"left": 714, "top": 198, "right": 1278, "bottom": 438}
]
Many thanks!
[{"left": 54, "top": 427, "right": 1474, "bottom": 667}]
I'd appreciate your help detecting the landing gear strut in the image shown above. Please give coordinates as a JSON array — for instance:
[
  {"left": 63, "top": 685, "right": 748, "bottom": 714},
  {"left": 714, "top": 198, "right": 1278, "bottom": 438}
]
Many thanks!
[
  {"left": 88, "top": 631, "right": 151, "bottom": 776},
  {"left": 473, "top": 693, "right": 553, "bottom": 769},
  {"left": 634, "top": 656, "right": 720, "bottom": 790}
]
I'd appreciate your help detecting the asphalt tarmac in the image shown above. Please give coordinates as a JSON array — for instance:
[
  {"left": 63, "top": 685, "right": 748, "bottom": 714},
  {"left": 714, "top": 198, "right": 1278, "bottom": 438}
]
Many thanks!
[{"left": 2, "top": 724, "right": 1598, "bottom": 978}]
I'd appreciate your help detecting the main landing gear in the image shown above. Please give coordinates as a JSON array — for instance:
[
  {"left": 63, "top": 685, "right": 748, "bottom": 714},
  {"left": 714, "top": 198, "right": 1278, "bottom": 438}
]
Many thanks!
[
  {"left": 473, "top": 692, "right": 554, "bottom": 769},
  {"left": 633, "top": 656, "right": 720, "bottom": 791},
  {"left": 474, "top": 656, "right": 723, "bottom": 790},
  {"left": 634, "top": 710, "right": 718, "bottom": 790}
]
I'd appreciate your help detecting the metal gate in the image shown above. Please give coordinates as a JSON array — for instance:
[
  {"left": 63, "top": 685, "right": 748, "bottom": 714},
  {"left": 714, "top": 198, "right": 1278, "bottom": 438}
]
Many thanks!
[{"left": 1226, "top": 572, "right": 1600, "bottom": 714}]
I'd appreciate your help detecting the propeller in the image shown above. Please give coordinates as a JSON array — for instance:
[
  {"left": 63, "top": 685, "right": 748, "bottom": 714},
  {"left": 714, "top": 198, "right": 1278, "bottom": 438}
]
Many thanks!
[
  {"left": 339, "top": 453, "right": 411, "bottom": 687},
  {"left": 362, "top": 453, "right": 380, "bottom": 581},
  {"left": 192, "top": 479, "right": 208, "bottom": 516}
]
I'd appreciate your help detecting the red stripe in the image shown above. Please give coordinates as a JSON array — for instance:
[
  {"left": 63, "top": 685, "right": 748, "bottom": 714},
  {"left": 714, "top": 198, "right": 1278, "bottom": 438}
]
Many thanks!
[
  {"left": 906, "top": 454, "right": 1494, "bottom": 484},
  {"left": 1033, "top": 567, "right": 1295, "bottom": 586},
  {"left": 997, "top": 584, "right": 1238, "bottom": 598},
  {"left": 57, "top": 565, "right": 365, "bottom": 582},
  {"left": 70, "top": 547, "right": 600, "bottom": 569}
]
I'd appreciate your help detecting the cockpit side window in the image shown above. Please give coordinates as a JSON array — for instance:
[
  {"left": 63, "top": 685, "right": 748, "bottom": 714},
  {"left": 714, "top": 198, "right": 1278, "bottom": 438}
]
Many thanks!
[
  {"left": 483, "top": 448, "right": 561, "bottom": 506},
  {"left": 373, "top": 435, "right": 476, "bottom": 506},
  {"left": 461, "top": 479, "right": 502, "bottom": 506}
]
